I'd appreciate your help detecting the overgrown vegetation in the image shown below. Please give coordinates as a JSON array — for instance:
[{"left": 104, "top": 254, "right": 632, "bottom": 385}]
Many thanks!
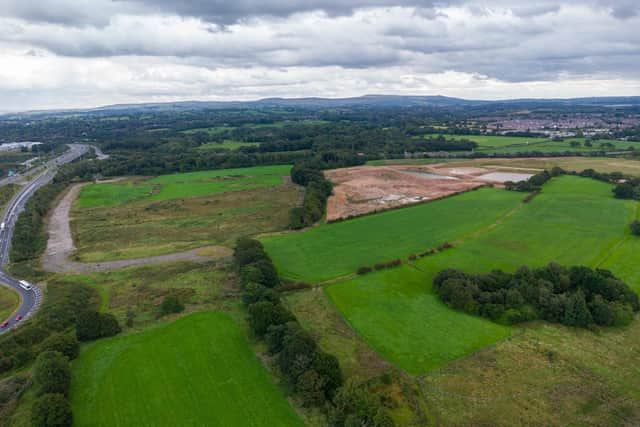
[
  {"left": 234, "top": 238, "right": 393, "bottom": 425},
  {"left": 434, "top": 264, "right": 639, "bottom": 328}
]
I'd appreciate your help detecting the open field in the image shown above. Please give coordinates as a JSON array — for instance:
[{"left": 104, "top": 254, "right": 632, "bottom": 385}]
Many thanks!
[
  {"left": 48, "top": 262, "right": 231, "bottom": 325},
  {"left": 321, "top": 176, "right": 638, "bottom": 374},
  {"left": 0, "top": 286, "right": 19, "bottom": 321},
  {"left": 419, "top": 320, "right": 640, "bottom": 426},
  {"left": 76, "top": 165, "right": 291, "bottom": 208},
  {"left": 197, "top": 140, "right": 259, "bottom": 150},
  {"left": 263, "top": 188, "right": 524, "bottom": 283},
  {"left": 181, "top": 126, "right": 236, "bottom": 135},
  {"left": 421, "top": 133, "right": 638, "bottom": 153},
  {"left": 71, "top": 166, "right": 300, "bottom": 261},
  {"left": 371, "top": 156, "right": 640, "bottom": 176},
  {"left": 71, "top": 311, "right": 304, "bottom": 427},
  {"left": 326, "top": 267, "right": 511, "bottom": 374}
]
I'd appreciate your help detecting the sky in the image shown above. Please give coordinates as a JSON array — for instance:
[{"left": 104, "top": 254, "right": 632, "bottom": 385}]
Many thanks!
[{"left": 1, "top": 0, "right": 639, "bottom": 112}]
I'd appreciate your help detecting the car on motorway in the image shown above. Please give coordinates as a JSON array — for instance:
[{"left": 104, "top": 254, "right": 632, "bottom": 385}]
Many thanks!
[
  {"left": 1, "top": 321, "right": 8, "bottom": 328},
  {"left": 15, "top": 315, "right": 22, "bottom": 322}
]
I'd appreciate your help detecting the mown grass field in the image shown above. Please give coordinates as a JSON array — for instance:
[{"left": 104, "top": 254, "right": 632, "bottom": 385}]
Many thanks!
[
  {"left": 0, "top": 286, "right": 19, "bottom": 321},
  {"left": 71, "top": 311, "right": 304, "bottom": 427},
  {"left": 323, "top": 177, "right": 638, "bottom": 374},
  {"left": 262, "top": 188, "right": 524, "bottom": 283},
  {"left": 77, "top": 165, "right": 291, "bottom": 208},
  {"left": 72, "top": 166, "right": 299, "bottom": 261}
]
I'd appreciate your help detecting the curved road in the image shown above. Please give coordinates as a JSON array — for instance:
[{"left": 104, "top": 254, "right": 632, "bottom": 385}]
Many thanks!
[{"left": 0, "top": 144, "right": 89, "bottom": 334}]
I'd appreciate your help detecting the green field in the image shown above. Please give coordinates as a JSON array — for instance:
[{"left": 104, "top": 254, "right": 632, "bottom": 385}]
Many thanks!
[
  {"left": 73, "top": 166, "right": 300, "bottom": 261},
  {"left": 321, "top": 176, "right": 639, "bottom": 374},
  {"left": 421, "top": 133, "right": 637, "bottom": 153},
  {"left": 262, "top": 188, "right": 524, "bottom": 283},
  {"left": 197, "top": 140, "right": 259, "bottom": 150},
  {"left": 0, "top": 285, "right": 19, "bottom": 321},
  {"left": 76, "top": 165, "right": 291, "bottom": 208},
  {"left": 181, "top": 126, "right": 236, "bottom": 135},
  {"left": 71, "top": 311, "right": 304, "bottom": 427}
]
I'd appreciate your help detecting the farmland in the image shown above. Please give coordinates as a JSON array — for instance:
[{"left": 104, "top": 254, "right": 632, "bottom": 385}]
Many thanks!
[
  {"left": 197, "top": 140, "right": 259, "bottom": 150},
  {"left": 265, "top": 176, "right": 639, "bottom": 375},
  {"left": 421, "top": 133, "right": 638, "bottom": 153},
  {"left": 71, "top": 311, "right": 304, "bottom": 427},
  {"left": 0, "top": 286, "right": 19, "bottom": 321},
  {"left": 76, "top": 165, "right": 292, "bottom": 208},
  {"left": 262, "top": 188, "right": 524, "bottom": 283},
  {"left": 72, "top": 166, "right": 299, "bottom": 261}
]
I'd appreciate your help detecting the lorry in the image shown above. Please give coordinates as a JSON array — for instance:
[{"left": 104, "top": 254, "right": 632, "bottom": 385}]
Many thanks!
[{"left": 0, "top": 222, "right": 4, "bottom": 232}]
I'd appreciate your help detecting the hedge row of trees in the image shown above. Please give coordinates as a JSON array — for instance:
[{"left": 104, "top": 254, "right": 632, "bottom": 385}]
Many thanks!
[
  {"left": 234, "top": 238, "right": 393, "bottom": 425},
  {"left": 434, "top": 263, "right": 639, "bottom": 328},
  {"left": 31, "top": 349, "right": 75, "bottom": 427},
  {"left": 288, "top": 153, "right": 363, "bottom": 229}
]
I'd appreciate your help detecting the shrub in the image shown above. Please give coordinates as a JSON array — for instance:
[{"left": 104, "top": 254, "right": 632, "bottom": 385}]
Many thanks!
[
  {"left": 242, "top": 283, "right": 279, "bottom": 306},
  {"left": 357, "top": 266, "right": 373, "bottom": 275},
  {"left": 31, "top": 393, "right": 73, "bottom": 427},
  {"left": 40, "top": 334, "right": 79, "bottom": 361},
  {"left": 160, "top": 295, "right": 185, "bottom": 316},
  {"left": 247, "top": 301, "right": 295, "bottom": 336},
  {"left": 76, "top": 311, "right": 121, "bottom": 341},
  {"left": 631, "top": 220, "right": 640, "bottom": 236},
  {"left": 32, "top": 351, "right": 70, "bottom": 397}
]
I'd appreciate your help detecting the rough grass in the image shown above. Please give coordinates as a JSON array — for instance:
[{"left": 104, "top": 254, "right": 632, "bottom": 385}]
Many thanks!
[
  {"left": 324, "top": 176, "right": 638, "bottom": 374},
  {"left": 51, "top": 262, "right": 230, "bottom": 326},
  {"left": 77, "top": 165, "right": 291, "bottom": 208},
  {"left": 71, "top": 311, "right": 304, "bottom": 427},
  {"left": 0, "top": 286, "right": 19, "bottom": 321},
  {"left": 72, "top": 173, "right": 301, "bottom": 262},
  {"left": 262, "top": 188, "right": 524, "bottom": 283},
  {"left": 419, "top": 319, "right": 640, "bottom": 426}
]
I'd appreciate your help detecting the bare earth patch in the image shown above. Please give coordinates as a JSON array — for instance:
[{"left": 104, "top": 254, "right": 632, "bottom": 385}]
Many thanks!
[
  {"left": 325, "top": 164, "right": 531, "bottom": 220},
  {"left": 42, "top": 184, "right": 231, "bottom": 274}
]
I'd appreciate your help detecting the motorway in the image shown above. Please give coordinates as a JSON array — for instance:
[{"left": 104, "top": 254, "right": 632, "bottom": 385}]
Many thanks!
[{"left": 0, "top": 144, "right": 89, "bottom": 334}]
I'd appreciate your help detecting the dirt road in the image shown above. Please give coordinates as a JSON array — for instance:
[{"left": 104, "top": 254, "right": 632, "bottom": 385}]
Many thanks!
[{"left": 42, "top": 184, "right": 231, "bottom": 274}]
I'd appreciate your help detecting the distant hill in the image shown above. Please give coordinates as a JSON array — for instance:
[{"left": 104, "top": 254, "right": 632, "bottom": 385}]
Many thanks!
[{"left": 3, "top": 95, "right": 640, "bottom": 118}]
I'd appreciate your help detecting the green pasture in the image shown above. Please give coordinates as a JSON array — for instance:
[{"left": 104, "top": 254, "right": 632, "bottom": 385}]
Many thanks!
[
  {"left": 197, "top": 140, "right": 259, "bottom": 150},
  {"left": 181, "top": 126, "right": 236, "bottom": 135},
  {"left": 262, "top": 188, "right": 524, "bottom": 283},
  {"left": 421, "top": 133, "right": 637, "bottom": 153},
  {"left": 71, "top": 311, "right": 304, "bottom": 427},
  {"left": 323, "top": 176, "right": 639, "bottom": 374},
  {"left": 76, "top": 165, "right": 291, "bottom": 208}
]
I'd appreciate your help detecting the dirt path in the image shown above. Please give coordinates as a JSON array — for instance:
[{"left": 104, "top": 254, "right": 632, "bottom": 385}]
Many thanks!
[{"left": 42, "top": 183, "right": 232, "bottom": 274}]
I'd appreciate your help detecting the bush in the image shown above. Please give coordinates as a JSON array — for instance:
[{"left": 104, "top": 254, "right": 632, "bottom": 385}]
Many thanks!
[
  {"left": 31, "top": 393, "right": 73, "bottom": 427},
  {"left": 631, "top": 220, "right": 640, "bottom": 236},
  {"left": 76, "top": 311, "right": 121, "bottom": 341},
  {"left": 160, "top": 295, "right": 185, "bottom": 316},
  {"left": 247, "top": 301, "right": 295, "bottom": 336},
  {"left": 357, "top": 266, "right": 372, "bottom": 275},
  {"left": 40, "top": 334, "right": 79, "bottom": 361},
  {"left": 242, "top": 283, "right": 279, "bottom": 306},
  {"left": 32, "top": 351, "right": 70, "bottom": 397}
]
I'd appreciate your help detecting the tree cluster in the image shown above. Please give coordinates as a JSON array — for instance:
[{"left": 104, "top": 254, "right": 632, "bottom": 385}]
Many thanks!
[
  {"left": 0, "top": 282, "right": 97, "bottom": 374},
  {"left": 75, "top": 310, "right": 121, "bottom": 341},
  {"left": 434, "top": 264, "right": 639, "bottom": 328},
  {"left": 31, "top": 351, "right": 74, "bottom": 427},
  {"left": 234, "top": 238, "right": 392, "bottom": 424}
]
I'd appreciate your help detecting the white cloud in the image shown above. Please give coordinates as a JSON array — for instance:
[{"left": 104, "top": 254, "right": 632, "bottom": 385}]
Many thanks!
[{"left": 0, "top": 1, "right": 638, "bottom": 111}]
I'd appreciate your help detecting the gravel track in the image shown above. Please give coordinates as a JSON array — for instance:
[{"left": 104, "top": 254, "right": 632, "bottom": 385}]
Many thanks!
[{"left": 42, "top": 183, "right": 231, "bottom": 274}]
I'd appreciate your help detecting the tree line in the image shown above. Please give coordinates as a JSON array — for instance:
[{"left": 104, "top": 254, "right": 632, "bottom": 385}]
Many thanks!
[
  {"left": 434, "top": 264, "right": 639, "bottom": 328},
  {"left": 234, "top": 238, "right": 394, "bottom": 426},
  {"left": 288, "top": 152, "right": 364, "bottom": 229}
]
